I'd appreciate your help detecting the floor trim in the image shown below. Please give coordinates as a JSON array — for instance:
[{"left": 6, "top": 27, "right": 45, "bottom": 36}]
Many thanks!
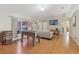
[{"left": 70, "top": 35, "right": 79, "bottom": 46}]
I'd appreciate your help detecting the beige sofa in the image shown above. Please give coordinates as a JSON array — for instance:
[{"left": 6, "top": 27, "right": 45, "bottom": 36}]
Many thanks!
[{"left": 37, "top": 31, "right": 53, "bottom": 40}]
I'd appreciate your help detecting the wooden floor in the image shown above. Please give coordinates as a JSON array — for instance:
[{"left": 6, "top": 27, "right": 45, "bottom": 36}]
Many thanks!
[{"left": 0, "top": 35, "right": 79, "bottom": 54}]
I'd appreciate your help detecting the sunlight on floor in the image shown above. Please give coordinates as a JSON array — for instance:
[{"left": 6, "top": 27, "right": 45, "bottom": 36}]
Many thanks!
[{"left": 63, "top": 32, "right": 69, "bottom": 49}]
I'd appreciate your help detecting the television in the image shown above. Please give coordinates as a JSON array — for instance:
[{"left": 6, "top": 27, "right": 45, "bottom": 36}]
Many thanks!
[{"left": 49, "top": 20, "right": 58, "bottom": 25}]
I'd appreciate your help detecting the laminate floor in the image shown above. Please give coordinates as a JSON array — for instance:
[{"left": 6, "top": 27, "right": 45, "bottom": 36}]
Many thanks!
[{"left": 0, "top": 34, "right": 79, "bottom": 54}]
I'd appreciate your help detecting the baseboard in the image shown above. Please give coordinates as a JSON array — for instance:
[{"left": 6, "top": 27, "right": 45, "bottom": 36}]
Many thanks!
[
  {"left": 70, "top": 35, "right": 79, "bottom": 46},
  {"left": 73, "top": 38, "right": 79, "bottom": 46}
]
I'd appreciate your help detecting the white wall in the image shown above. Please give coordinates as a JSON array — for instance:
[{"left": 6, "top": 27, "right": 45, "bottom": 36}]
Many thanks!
[
  {"left": 70, "top": 9, "right": 79, "bottom": 46},
  {"left": 38, "top": 21, "right": 48, "bottom": 31},
  {"left": 0, "top": 13, "right": 11, "bottom": 31},
  {"left": 38, "top": 21, "right": 43, "bottom": 31},
  {"left": 42, "top": 22, "right": 48, "bottom": 31},
  {"left": 0, "top": 12, "right": 23, "bottom": 32}
]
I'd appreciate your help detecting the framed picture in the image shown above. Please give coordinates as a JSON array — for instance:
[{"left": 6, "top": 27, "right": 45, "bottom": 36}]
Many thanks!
[{"left": 73, "top": 16, "right": 76, "bottom": 27}]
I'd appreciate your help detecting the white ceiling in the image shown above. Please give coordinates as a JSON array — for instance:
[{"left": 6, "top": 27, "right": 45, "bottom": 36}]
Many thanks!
[{"left": 0, "top": 4, "right": 73, "bottom": 20}]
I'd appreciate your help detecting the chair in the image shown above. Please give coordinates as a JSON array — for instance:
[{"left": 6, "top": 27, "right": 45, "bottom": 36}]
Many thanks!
[{"left": 0, "top": 31, "right": 12, "bottom": 45}]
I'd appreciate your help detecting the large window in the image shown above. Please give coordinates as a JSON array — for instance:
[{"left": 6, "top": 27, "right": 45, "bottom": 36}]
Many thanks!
[{"left": 49, "top": 20, "right": 58, "bottom": 25}]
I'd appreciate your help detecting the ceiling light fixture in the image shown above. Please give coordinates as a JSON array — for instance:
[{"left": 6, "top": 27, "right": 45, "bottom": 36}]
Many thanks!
[{"left": 41, "top": 7, "right": 44, "bottom": 11}]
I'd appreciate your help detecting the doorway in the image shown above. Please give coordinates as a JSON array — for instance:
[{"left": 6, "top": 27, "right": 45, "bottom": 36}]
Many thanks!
[
  {"left": 63, "top": 20, "right": 70, "bottom": 48},
  {"left": 11, "top": 17, "right": 28, "bottom": 41}
]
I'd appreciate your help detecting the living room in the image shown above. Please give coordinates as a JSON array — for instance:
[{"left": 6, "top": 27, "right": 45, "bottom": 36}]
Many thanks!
[{"left": 0, "top": 4, "right": 79, "bottom": 54}]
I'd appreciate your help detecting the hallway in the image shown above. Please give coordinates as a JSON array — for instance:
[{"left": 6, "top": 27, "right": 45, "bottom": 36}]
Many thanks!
[{"left": 0, "top": 35, "right": 79, "bottom": 54}]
